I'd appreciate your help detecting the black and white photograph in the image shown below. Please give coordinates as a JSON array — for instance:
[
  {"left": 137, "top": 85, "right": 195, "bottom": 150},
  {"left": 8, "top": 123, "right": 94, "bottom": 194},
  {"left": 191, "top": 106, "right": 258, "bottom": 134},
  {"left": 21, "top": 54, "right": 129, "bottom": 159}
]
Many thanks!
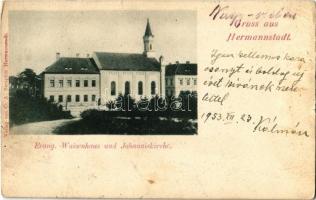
[{"left": 9, "top": 10, "right": 197, "bottom": 135}]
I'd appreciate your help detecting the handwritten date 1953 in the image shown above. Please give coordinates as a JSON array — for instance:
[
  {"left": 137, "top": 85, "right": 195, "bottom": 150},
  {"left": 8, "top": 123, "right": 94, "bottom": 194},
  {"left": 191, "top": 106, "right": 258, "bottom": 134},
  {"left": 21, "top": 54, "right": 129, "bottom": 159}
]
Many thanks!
[
  {"left": 201, "top": 111, "right": 236, "bottom": 123},
  {"left": 201, "top": 112, "right": 309, "bottom": 137}
]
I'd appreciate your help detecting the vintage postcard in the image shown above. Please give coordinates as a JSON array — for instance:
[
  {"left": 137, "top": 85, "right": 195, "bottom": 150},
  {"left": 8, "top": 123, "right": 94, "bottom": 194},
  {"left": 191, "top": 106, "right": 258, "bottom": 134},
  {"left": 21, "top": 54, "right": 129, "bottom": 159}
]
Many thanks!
[{"left": 1, "top": 0, "right": 315, "bottom": 198}]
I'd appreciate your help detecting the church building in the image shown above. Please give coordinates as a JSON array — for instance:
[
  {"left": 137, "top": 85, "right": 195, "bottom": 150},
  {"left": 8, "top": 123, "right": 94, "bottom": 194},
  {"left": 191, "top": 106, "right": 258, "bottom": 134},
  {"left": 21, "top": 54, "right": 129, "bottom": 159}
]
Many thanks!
[{"left": 42, "top": 19, "right": 194, "bottom": 116}]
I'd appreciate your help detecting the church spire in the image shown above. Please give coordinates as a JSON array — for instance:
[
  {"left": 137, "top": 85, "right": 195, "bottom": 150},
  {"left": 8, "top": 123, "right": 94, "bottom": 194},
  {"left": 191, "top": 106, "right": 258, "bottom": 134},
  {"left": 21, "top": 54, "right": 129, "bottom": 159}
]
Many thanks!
[
  {"left": 144, "top": 18, "right": 153, "bottom": 37},
  {"left": 143, "top": 18, "right": 155, "bottom": 58}
]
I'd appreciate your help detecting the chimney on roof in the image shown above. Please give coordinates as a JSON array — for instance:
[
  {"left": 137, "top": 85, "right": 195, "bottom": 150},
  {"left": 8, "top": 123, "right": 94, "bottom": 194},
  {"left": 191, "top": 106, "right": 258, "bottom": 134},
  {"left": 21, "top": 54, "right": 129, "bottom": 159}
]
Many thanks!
[
  {"left": 186, "top": 61, "right": 190, "bottom": 64},
  {"left": 159, "top": 55, "right": 164, "bottom": 64},
  {"left": 176, "top": 61, "right": 179, "bottom": 64},
  {"left": 56, "top": 52, "right": 60, "bottom": 60},
  {"left": 76, "top": 53, "right": 80, "bottom": 57}
]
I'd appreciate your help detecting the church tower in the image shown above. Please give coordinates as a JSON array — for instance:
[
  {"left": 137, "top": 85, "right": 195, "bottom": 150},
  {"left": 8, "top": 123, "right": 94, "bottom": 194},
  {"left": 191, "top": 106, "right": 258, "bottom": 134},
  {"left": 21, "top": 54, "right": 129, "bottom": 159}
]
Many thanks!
[{"left": 143, "top": 19, "right": 155, "bottom": 58}]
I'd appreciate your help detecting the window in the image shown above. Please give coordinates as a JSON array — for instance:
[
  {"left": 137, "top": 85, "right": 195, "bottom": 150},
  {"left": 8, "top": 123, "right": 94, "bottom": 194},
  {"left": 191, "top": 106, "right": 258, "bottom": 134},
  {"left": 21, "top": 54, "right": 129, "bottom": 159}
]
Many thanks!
[
  {"left": 151, "top": 81, "right": 156, "bottom": 95},
  {"left": 67, "top": 80, "right": 72, "bottom": 87},
  {"left": 58, "top": 95, "right": 63, "bottom": 102},
  {"left": 187, "top": 79, "right": 190, "bottom": 85},
  {"left": 179, "top": 79, "right": 183, "bottom": 85},
  {"left": 194, "top": 79, "right": 197, "bottom": 85},
  {"left": 92, "top": 80, "right": 96, "bottom": 87},
  {"left": 150, "top": 44, "right": 152, "bottom": 50},
  {"left": 75, "top": 95, "right": 80, "bottom": 102},
  {"left": 125, "top": 81, "right": 130, "bottom": 95},
  {"left": 170, "top": 79, "right": 173, "bottom": 86},
  {"left": 76, "top": 80, "right": 80, "bottom": 87},
  {"left": 84, "top": 95, "right": 88, "bottom": 102},
  {"left": 67, "top": 95, "right": 72, "bottom": 102},
  {"left": 49, "top": 95, "right": 54, "bottom": 102},
  {"left": 111, "top": 81, "right": 116, "bottom": 96},
  {"left": 138, "top": 81, "right": 143, "bottom": 95},
  {"left": 59, "top": 80, "right": 63, "bottom": 87},
  {"left": 50, "top": 80, "right": 55, "bottom": 87},
  {"left": 84, "top": 80, "right": 88, "bottom": 87},
  {"left": 92, "top": 95, "right": 96, "bottom": 101}
]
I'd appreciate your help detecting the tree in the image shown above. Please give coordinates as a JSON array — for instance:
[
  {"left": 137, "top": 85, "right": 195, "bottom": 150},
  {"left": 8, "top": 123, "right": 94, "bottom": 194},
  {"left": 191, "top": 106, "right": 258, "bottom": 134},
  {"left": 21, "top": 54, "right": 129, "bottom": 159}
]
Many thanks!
[
  {"left": 18, "top": 68, "right": 36, "bottom": 85},
  {"left": 17, "top": 68, "right": 39, "bottom": 96},
  {"left": 108, "top": 93, "right": 136, "bottom": 112},
  {"left": 10, "top": 89, "right": 72, "bottom": 126},
  {"left": 106, "top": 100, "right": 116, "bottom": 111}
]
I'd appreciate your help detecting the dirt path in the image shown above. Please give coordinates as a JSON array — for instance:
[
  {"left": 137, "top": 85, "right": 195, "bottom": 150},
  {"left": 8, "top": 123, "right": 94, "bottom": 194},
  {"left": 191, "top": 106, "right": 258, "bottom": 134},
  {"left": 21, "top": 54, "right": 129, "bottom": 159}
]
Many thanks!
[{"left": 10, "top": 118, "right": 80, "bottom": 135}]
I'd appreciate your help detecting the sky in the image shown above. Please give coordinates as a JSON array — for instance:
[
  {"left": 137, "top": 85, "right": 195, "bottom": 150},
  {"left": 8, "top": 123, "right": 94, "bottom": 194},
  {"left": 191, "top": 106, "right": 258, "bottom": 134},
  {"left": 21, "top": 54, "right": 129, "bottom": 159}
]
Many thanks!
[{"left": 9, "top": 10, "right": 196, "bottom": 75}]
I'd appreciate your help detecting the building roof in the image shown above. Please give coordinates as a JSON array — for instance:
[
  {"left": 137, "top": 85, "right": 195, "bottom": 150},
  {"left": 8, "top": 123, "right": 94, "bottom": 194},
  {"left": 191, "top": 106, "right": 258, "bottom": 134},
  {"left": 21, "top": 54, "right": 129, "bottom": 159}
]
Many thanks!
[
  {"left": 165, "top": 63, "right": 197, "bottom": 76},
  {"left": 43, "top": 57, "right": 99, "bottom": 74},
  {"left": 144, "top": 19, "right": 153, "bottom": 37},
  {"left": 93, "top": 52, "right": 160, "bottom": 71}
]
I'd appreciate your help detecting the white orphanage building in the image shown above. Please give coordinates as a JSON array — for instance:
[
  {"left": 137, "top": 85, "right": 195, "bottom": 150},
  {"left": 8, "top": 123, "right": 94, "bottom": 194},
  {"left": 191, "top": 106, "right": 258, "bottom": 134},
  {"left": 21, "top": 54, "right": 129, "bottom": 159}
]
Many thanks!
[{"left": 42, "top": 19, "right": 197, "bottom": 115}]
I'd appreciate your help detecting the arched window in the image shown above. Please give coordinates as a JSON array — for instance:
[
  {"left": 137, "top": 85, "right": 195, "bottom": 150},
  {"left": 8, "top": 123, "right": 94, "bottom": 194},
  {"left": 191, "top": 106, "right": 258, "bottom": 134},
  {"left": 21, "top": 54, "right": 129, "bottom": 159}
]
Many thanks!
[
  {"left": 111, "top": 81, "right": 116, "bottom": 96},
  {"left": 125, "top": 81, "right": 130, "bottom": 95},
  {"left": 151, "top": 81, "right": 156, "bottom": 95},
  {"left": 138, "top": 81, "right": 143, "bottom": 95}
]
